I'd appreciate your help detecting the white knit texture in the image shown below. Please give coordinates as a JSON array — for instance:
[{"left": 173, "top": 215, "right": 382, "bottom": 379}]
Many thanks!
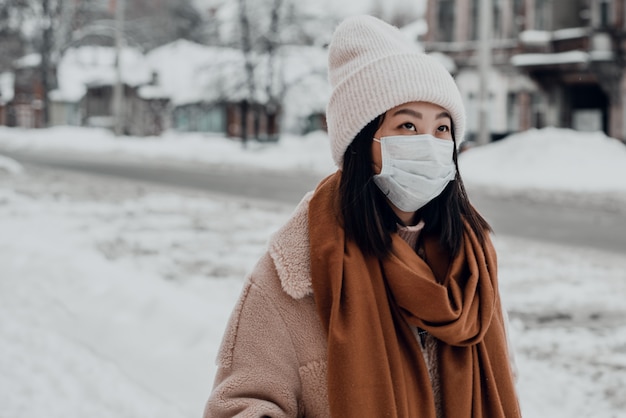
[{"left": 326, "top": 15, "right": 466, "bottom": 167}]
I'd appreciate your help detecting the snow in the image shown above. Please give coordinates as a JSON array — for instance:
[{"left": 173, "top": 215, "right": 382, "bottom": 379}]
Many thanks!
[
  {"left": 1, "top": 125, "right": 626, "bottom": 417},
  {"left": 458, "top": 127, "right": 626, "bottom": 195},
  {"left": 144, "top": 40, "right": 330, "bottom": 128},
  {"left": 519, "top": 30, "right": 551, "bottom": 45},
  {"left": 13, "top": 53, "right": 42, "bottom": 69},
  {"left": 52, "top": 46, "right": 153, "bottom": 102},
  {"left": 428, "top": 51, "right": 457, "bottom": 73},
  {"left": 511, "top": 50, "right": 588, "bottom": 67},
  {"left": 589, "top": 49, "right": 614, "bottom": 61},
  {"left": 0, "top": 126, "right": 337, "bottom": 174},
  {"left": 400, "top": 19, "right": 429, "bottom": 42},
  {"left": 0, "top": 153, "right": 22, "bottom": 174},
  {"left": 519, "top": 27, "right": 589, "bottom": 45},
  {"left": 511, "top": 47, "right": 616, "bottom": 66},
  {"left": 138, "top": 84, "right": 169, "bottom": 100},
  {"left": 552, "top": 27, "right": 589, "bottom": 40},
  {"left": 51, "top": 41, "right": 249, "bottom": 105},
  {"left": 0, "top": 72, "right": 15, "bottom": 104},
  {"left": 145, "top": 40, "right": 243, "bottom": 106}
]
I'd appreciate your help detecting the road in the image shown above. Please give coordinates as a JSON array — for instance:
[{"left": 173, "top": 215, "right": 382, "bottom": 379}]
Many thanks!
[
  {"left": 467, "top": 188, "right": 626, "bottom": 255},
  {"left": 4, "top": 149, "right": 626, "bottom": 255}
]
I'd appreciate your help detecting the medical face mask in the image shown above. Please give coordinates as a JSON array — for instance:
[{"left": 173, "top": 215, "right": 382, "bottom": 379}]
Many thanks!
[{"left": 372, "top": 134, "right": 456, "bottom": 212}]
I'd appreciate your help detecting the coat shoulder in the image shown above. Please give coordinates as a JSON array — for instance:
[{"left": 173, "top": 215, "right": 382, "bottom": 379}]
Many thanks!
[{"left": 267, "top": 192, "right": 314, "bottom": 299}]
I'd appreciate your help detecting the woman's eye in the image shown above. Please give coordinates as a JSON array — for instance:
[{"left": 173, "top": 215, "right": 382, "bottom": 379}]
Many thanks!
[
  {"left": 437, "top": 125, "right": 450, "bottom": 133},
  {"left": 400, "top": 123, "right": 416, "bottom": 131}
]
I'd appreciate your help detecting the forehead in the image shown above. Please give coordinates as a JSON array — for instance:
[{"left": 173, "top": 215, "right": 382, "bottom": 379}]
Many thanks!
[{"left": 385, "top": 101, "right": 450, "bottom": 117}]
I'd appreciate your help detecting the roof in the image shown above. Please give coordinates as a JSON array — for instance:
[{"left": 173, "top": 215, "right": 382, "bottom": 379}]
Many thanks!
[
  {"left": 52, "top": 46, "right": 152, "bottom": 102},
  {"left": 13, "top": 53, "right": 41, "bottom": 69},
  {"left": 146, "top": 39, "right": 330, "bottom": 108},
  {"left": 0, "top": 72, "right": 15, "bottom": 104},
  {"left": 511, "top": 50, "right": 613, "bottom": 68}
]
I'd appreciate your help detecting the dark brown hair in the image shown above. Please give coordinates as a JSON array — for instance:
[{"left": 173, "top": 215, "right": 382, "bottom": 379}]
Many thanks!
[{"left": 339, "top": 116, "right": 491, "bottom": 258}]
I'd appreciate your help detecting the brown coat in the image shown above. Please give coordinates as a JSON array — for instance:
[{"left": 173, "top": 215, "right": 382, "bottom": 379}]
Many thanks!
[{"left": 205, "top": 193, "right": 516, "bottom": 417}]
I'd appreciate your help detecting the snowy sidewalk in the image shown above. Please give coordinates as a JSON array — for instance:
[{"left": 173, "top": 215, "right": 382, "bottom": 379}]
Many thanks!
[{"left": 1, "top": 165, "right": 625, "bottom": 418}]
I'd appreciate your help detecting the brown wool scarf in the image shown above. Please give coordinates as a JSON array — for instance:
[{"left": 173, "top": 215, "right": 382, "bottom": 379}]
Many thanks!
[{"left": 308, "top": 172, "right": 521, "bottom": 418}]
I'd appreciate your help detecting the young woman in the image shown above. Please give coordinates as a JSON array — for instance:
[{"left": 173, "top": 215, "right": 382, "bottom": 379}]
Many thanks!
[{"left": 205, "top": 15, "right": 521, "bottom": 418}]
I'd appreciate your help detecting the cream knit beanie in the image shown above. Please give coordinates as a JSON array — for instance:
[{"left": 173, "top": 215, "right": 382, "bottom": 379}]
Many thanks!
[{"left": 326, "top": 15, "right": 466, "bottom": 167}]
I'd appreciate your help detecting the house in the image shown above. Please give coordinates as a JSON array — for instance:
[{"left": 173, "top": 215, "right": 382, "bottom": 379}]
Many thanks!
[
  {"left": 49, "top": 91, "right": 82, "bottom": 127},
  {"left": 422, "top": 0, "right": 626, "bottom": 142},
  {"left": 4, "top": 39, "right": 330, "bottom": 138},
  {"left": 7, "top": 53, "right": 54, "bottom": 129},
  {"left": 147, "top": 40, "right": 279, "bottom": 140},
  {"left": 136, "top": 79, "right": 171, "bottom": 136},
  {"left": 52, "top": 45, "right": 169, "bottom": 136},
  {"left": 147, "top": 40, "right": 225, "bottom": 135},
  {"left": 147, "top": 39, "right": 329, "bottom": 140}
]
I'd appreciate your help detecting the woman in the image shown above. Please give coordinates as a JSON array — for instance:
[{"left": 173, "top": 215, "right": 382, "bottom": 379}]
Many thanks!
[{"left": 205, "top": 15, "right": 521, "bottom": 418}]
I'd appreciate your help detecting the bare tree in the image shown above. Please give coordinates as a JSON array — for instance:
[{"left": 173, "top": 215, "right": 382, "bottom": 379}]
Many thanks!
[
  {"left": 0, "top": 0, "right": 112, "bottom": 125},
  {"left": 0, "top": 0, "right": 31, "bottom": 72},
  {"left": 232, "top": 0, "right": 325, "bottom": 143},
  {"left": 237, "top": 0, "right": 255, "bottom": 147},
  {"left": 40, "top": 0, "right": 53, "bottom": 125},
  {"left": 122, "top": 0, "right": 203, "bottom": 51},
  {"left": 263, "top": 0, "right": 283, "bottom": 141}
]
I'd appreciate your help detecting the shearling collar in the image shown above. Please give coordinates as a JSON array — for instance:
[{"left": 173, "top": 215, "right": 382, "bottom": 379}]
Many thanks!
[{"left": 267, "top": 192, "right": 315, "bottom": 299}]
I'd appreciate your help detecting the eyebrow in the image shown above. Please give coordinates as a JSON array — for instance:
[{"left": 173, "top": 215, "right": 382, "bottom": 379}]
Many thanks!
[{"left": 392, "top": 109, "right": 451, "bottom": 120}]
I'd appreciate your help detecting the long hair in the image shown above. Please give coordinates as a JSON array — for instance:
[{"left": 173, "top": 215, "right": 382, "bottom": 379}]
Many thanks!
[{"left": 339, "top": 117, "right": 491, "bottom": 258}]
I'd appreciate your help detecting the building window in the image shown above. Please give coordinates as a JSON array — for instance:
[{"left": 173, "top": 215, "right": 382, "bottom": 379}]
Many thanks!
[
  {"left": 599, "top": 0, "right": 611, "bottom": 27},
  {"left": 493, "top": 0, "right": 503, "bottom": 38},
  {"left": 534, "top": 0, "right": 552, "bottom": 30},
  {"left": 470, "top": 0, "right": 479, "bottom": 40},
  {"left": 531, "top": 92, "right": 545, "bottom": 129},
  {"left": 470, "top": 0, "right": 504, "bottom": 40},
  {"left": 511, "top": 0, "right": 525, "bottom": 34},
  {"left": 438, "top": 0, "right": 455, "bottom": 42},
  {"left": 507, "top": 92, "right": 519, "bottom": 132}
]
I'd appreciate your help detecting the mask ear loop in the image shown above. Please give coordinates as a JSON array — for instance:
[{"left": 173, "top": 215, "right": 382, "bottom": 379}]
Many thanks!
[{"left": 373, "top": 138, "right": 381, "bottom": 144}]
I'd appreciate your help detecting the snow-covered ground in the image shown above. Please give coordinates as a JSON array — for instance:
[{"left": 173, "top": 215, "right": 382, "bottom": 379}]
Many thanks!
[
  {"left": 0, "top": 126, "right": 337, "bottom": 175},
  {"left": 1, "top": 126, "right": 625, "bottom": 417}
]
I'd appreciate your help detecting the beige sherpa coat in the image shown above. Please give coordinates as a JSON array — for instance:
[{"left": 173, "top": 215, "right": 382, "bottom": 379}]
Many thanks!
[{"left": 205, "top": 193, "right": 516, "bottom": 417}]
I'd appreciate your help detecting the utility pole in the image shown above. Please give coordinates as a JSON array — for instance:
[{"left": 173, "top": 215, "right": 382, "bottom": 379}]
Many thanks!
[
  {"left": 41, "top": 0, "right": 52, "bottom": 127},
  {"left": 477, "top": 0, "right": 493, "bottom": 145},
  {"left": 112, "top": 0, "right": 126, "bottom": 136},
  {"left": 238, "top": 0, "right": 255, "bottom": 148}
]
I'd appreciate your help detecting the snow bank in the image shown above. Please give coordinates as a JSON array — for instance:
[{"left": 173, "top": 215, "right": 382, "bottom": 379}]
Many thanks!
[
  {"left": 0, "top": 126, "right": 337, "bottom": 175},
  {"left": 459, "top": 127, "right": 626, "bottom": 195},
  {"left": 0, "top": 154, "right": 22, "bottom": 175}
]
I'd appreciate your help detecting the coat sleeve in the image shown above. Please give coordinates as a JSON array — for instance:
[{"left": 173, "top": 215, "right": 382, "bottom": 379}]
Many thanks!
[{"left": 205, "top": 276, "right": 303, "bottom": 418}]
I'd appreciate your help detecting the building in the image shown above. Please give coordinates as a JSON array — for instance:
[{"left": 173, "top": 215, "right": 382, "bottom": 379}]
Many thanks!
[
  {"left": 423, "top": 0, "right": 626, "bottom": 142},
  {"left": 7, "top": 54, "right": 55, "bottom": 129},
  {"left": 53, "top": 45, "right": 169, "bottom": 136},
  {"left": 148, "top": 40, "right": 328, "bottom": 139},
  {"left": 1, "top": 39, "right": 328, "bottom": 139}
]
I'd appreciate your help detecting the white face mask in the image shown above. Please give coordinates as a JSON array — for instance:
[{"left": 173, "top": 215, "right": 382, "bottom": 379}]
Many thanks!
[{"left": 372, "top": 134, "right": 456, "bottom": 212}]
